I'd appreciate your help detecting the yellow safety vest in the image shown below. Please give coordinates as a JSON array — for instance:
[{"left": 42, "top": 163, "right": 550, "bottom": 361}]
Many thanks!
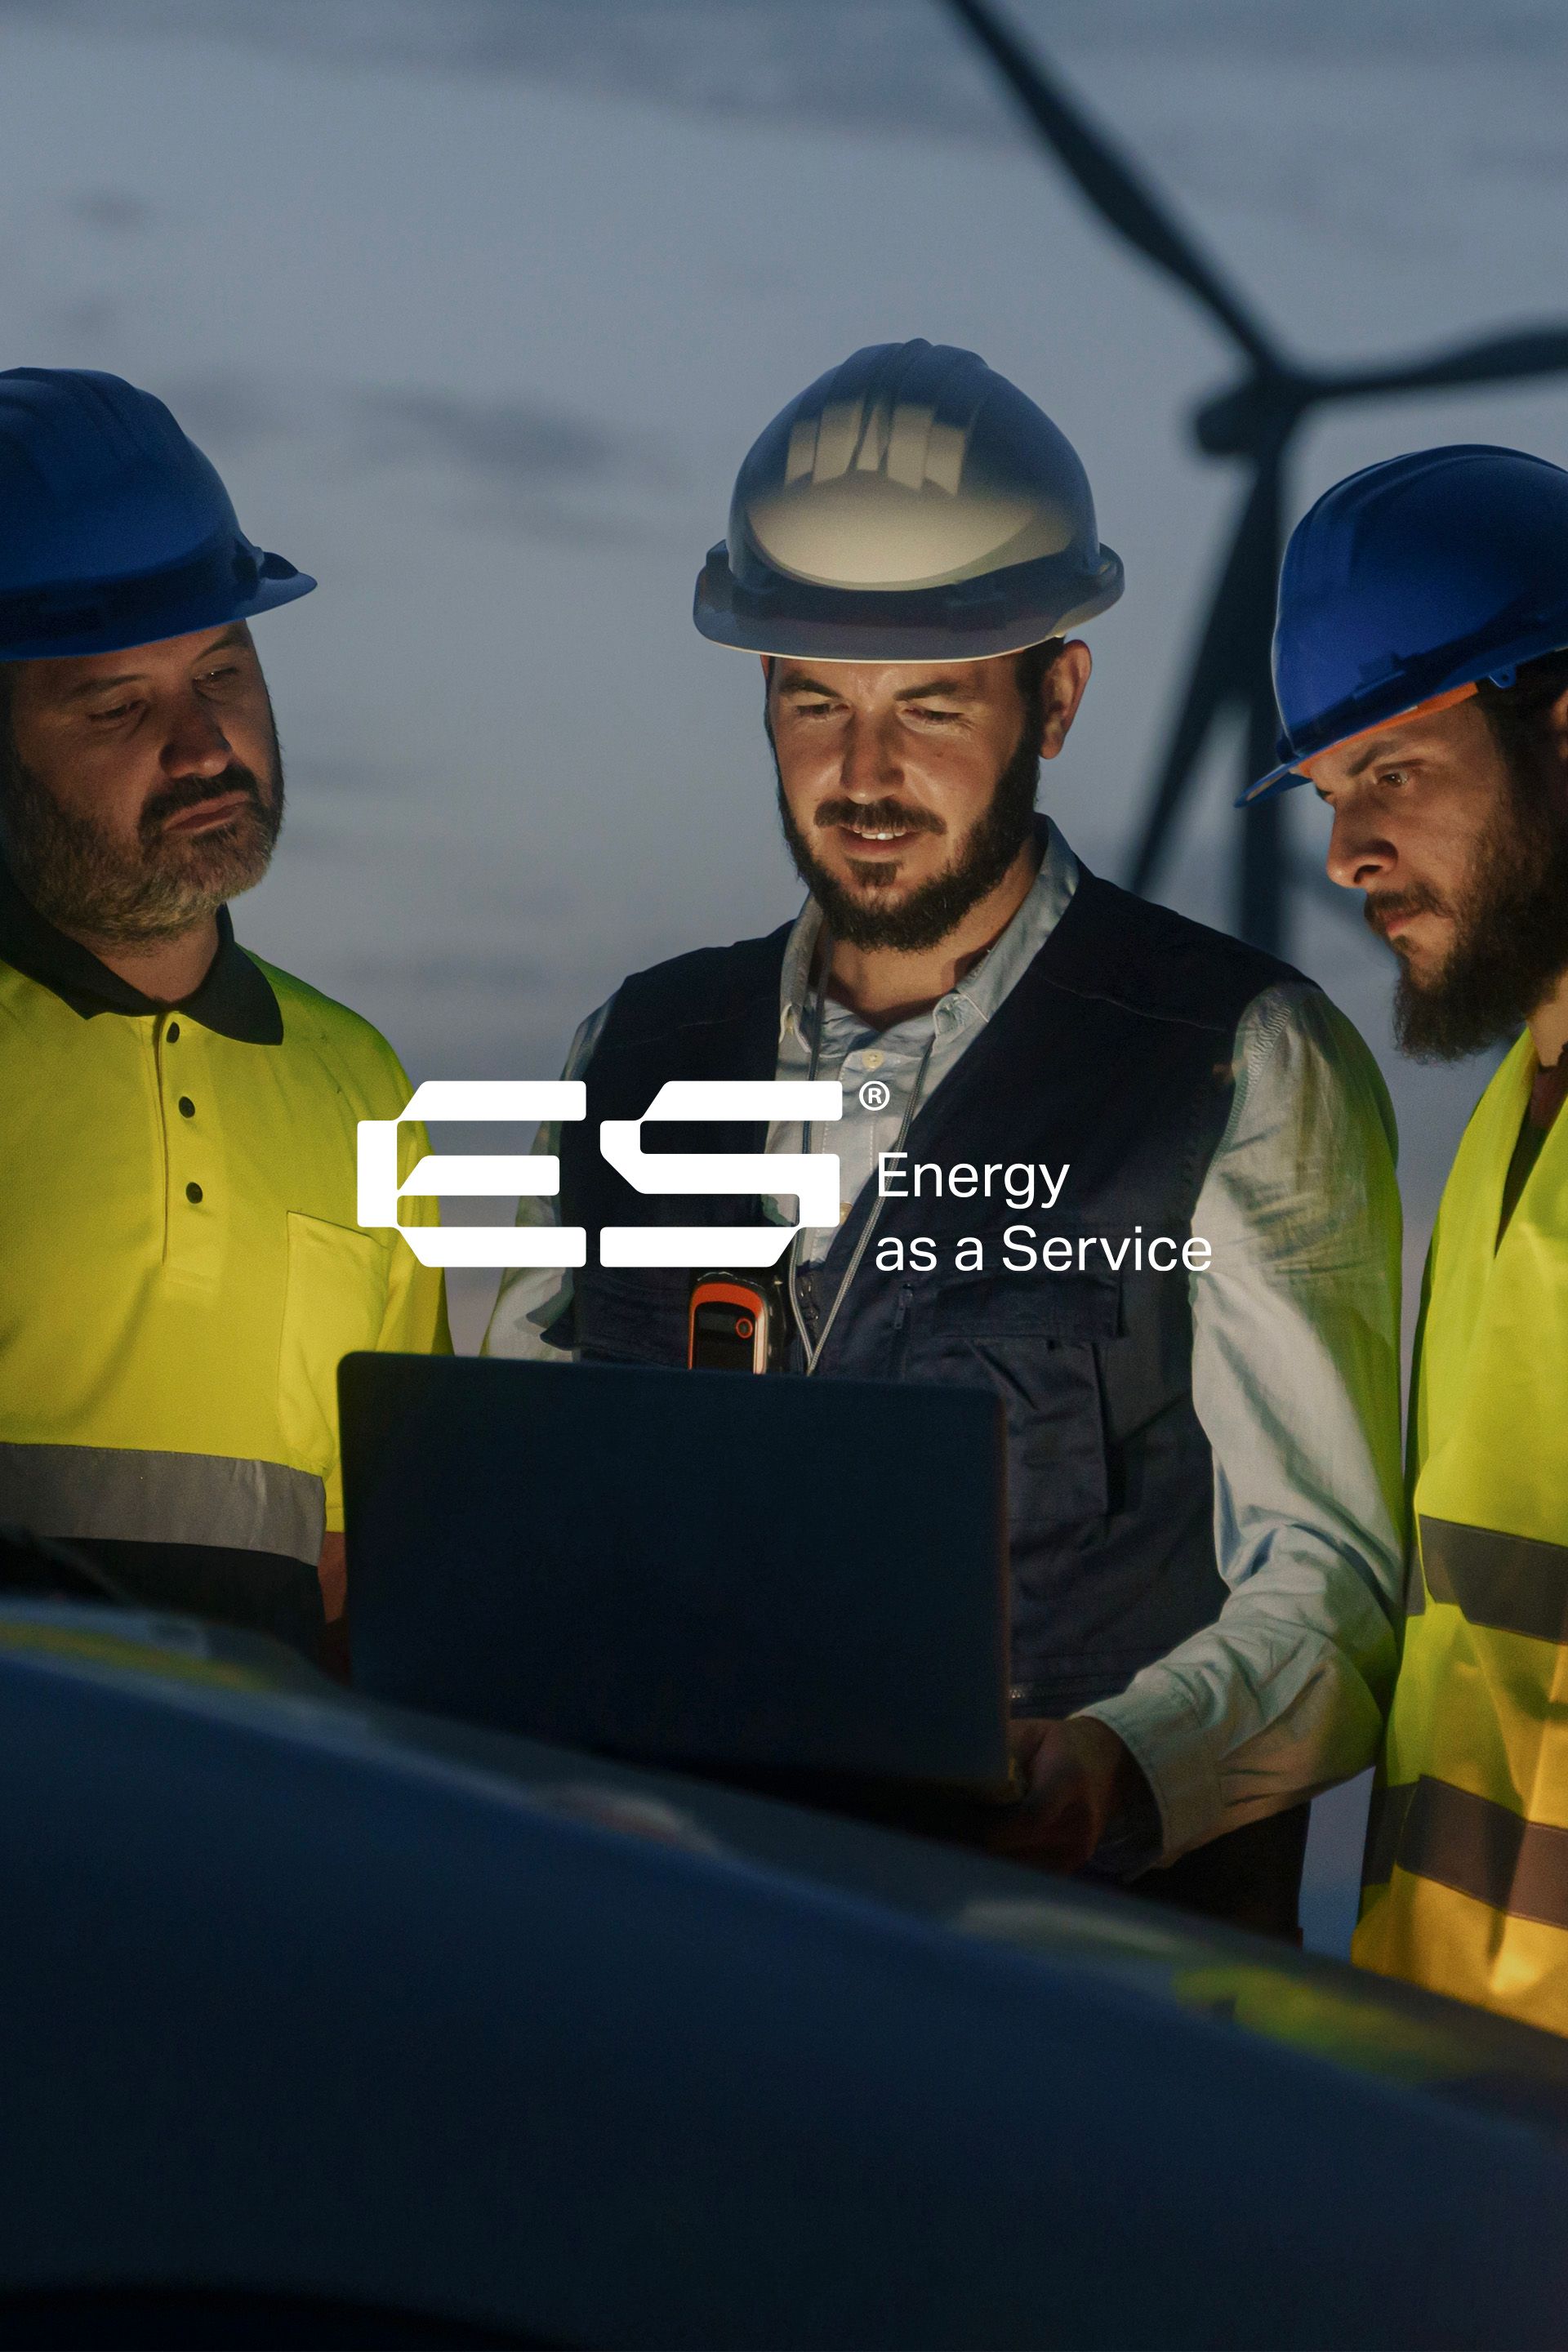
[
  {"left": 0, "top": 895, "right": 447, "bottom": 1614},
  {"left": 1354, "top": 1031, "right": 1568, "bottom": 2034}
]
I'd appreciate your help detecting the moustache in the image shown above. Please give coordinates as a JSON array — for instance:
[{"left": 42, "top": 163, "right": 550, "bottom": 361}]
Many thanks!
[
  {"left": 814, "top": 796, "right": 945, "bottom": 839},
  {"left": 1365, "top": 885, "right": 1448, "bottom": 938},
  {"left": 140, "top": 764, "right": 267, "bottom": 844}
]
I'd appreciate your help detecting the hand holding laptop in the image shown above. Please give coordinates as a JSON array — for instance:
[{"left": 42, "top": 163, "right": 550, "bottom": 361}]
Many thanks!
[{"left": 986, "top": 1716, "right": 1149, "bottom": 1871}]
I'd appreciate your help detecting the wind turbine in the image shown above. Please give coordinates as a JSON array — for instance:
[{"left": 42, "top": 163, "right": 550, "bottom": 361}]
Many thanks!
[{"left": 946, "top": 0, "right": 1568, "bottom": 954}]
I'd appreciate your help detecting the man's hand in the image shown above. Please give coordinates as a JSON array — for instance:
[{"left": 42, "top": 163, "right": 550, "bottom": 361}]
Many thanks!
[
  {"left": 986, "top": 1715, "right": 1148, "bottom": 1872},
  {"left": 317, "top": 1531, "right": 350, "bottom": 1683}
]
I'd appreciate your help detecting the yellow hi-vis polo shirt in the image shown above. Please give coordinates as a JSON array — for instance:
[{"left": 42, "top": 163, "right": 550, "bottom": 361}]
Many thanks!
[{"left": 0, "top": 865, "right": 448, "bottom": 1649}]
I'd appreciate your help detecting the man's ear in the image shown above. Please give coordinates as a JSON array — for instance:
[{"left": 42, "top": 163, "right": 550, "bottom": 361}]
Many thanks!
[
  {"left": 1547, "top": 684, "right": 1568, "bottom": 779},
  {"left": 1039, "top": 640, "right": 1092, "bottom": 760}
]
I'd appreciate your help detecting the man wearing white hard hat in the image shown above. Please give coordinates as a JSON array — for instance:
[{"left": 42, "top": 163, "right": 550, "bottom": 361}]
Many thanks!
[{"left": 488, "top": 342, "right": 1403, "bottom": 1933}]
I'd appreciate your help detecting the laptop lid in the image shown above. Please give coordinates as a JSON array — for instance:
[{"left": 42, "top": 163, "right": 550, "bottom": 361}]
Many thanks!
[{"left": 341, "top": 1354, "right": 1009, "bottom": 1788}]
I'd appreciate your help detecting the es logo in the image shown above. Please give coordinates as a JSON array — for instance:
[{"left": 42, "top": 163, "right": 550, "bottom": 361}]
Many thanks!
[{"left": 358, "top": 1080, "right": 844, "bottom": 1271}]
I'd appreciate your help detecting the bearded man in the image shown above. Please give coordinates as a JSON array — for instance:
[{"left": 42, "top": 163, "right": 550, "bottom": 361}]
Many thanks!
[
  {"left": 487, "top": 343, "right": 1404, "bottom": 1936},
  {"left": 1250, "top": 443, "right": 1568, "bottom": 2026},
  {"left": 0, "top": 368, "right": 446, "bottom": 1660}
]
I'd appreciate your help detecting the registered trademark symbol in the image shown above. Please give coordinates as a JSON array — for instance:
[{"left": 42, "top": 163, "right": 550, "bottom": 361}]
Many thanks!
[{"left": 858, "top": 1078, "right": 892, "bottom": 1111}]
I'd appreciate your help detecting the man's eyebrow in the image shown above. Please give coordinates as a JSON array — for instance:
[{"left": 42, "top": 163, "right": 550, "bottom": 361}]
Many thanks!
[
  {"left": 776, "top": 671, "right": 980, "bottom": 702},
  {"left": 193, "top": 624, "right": 249, "bottom": 662},
  {"left": 893, "top": 677, "right": 981, "bottom": 702},
  {"left": 1347, "top": 732, "right": 1414, "bottom": 778},
  {"left": 60, "top": 625, "right": 250, "bottom": 702},
  {"left": 61, "top": 667, "right": 145, "bottom": 702}
]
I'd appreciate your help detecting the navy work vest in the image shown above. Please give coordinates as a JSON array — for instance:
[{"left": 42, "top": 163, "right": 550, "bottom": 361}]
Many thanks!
[{"left": 556, "top": 870, "right": 1303, "bottom": 1719}]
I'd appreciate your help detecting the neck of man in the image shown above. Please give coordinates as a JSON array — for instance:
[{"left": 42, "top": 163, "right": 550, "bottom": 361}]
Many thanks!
[
  {"left": 63, "top": 911, "right": 222, "bottom": 1007},
  {"left": 822, "top": 834, "right": 1040, "bottom": 1030}
]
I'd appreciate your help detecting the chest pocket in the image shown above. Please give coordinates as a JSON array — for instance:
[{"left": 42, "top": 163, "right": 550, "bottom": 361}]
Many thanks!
[
  {"left": 902, "top": 1272, "right": 1119, "bottom": 1530},
  {"left": 278, "top": 1211, "right": 390, "bottom": 1475}
]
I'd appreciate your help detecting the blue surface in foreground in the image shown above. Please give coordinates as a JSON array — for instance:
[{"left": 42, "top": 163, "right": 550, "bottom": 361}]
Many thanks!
[{"left": 0, "top": 1606, "right": 1565, "bottom": 2350}]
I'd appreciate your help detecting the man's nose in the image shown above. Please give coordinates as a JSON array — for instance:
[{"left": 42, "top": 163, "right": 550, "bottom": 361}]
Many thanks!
[
  {"left": 1325, "top": 801, "right": 1396, "bottom": 893},
  {"left": 159, "top": 690, "right": 234, "bottom": 779},
  {"left": 837, "top": 712, "right": 899, "bottom": 798}
]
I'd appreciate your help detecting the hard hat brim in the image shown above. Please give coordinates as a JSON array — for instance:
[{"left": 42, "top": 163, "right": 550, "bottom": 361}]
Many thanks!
[
  {"left": 1238, "top": 625, "right": 1568, "bottom": 807},
  {"left": 693, "top": 542, "right": 1123, "bottom": 664},
  {"left": 0, "top": 536, "right": 316, "bottom": 663}
]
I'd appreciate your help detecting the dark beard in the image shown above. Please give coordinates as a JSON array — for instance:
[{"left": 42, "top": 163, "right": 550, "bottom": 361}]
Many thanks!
[
  {"left": 1383, "top": 768, "right": 1568, "bottom": 1061},
  {"left": 773, "top": 710, "right": 1041, "bottom": 953},
  {"left": 0, "top": 729, "right": 284, "bottom": 948}
]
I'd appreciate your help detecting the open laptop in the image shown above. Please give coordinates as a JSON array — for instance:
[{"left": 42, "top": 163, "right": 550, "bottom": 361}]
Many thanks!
[{"left": 340, "top": 1354, "right": 1010, "bottom": 1796}]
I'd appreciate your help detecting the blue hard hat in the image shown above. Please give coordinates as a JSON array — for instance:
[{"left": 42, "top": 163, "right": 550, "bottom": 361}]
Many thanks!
[
  {"left": 0, "top": 368, "right": 314, "bottom": 662},
  {"left": 1241, "top": 443, "right": 1568, "bottom": 804},
  {"left": 695, "top": 341, "right": 1121, "bottom": 662}
]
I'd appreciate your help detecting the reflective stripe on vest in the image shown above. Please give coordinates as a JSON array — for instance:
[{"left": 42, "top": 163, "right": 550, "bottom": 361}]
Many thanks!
[
  {"left": 1353, "top": 1032, "right": 1568, "bottom": 2036},
  {"left": 1366, "top": 1775, "right": 1568, "bottom": 1930},
  {"left": 0, "top": 1441, "right": 325, "bottom": 1565}
]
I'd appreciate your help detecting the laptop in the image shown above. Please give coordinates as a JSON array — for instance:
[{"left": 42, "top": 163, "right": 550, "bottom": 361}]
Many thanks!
[{"left": 340, "top": 1354, "right": 1010, "bottom": 1794}]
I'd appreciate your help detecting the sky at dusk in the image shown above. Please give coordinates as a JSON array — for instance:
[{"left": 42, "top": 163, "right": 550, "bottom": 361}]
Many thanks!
[{"left": 7, "top": 0, "right": 1568, "bottom": 1946}]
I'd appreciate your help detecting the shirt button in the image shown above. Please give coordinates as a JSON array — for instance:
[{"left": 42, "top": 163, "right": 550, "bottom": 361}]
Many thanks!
[
  {"left": 178, "top": 1096, "right": 195, "bottom": 1119},
  {"left": 862, "top": 1049, "right": 884, "bottom": 1069},
  {"left": 185, "top": 1181, "right": 203, "bottom": 1204},
  {"left": 166, "top": 1022, "right": 180, "bottom": 1042}
]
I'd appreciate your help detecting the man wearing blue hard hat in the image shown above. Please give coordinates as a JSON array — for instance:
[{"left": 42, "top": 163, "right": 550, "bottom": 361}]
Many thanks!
[
  {"left": 1254, "top": 443, "right": 1568, "bottom": 2029},
  {"left": 488, "top": 342, "right": 1405, "bottom": 1936},
  {"left": 0, "top": 369, "right": 447, "bottom": 1661}
]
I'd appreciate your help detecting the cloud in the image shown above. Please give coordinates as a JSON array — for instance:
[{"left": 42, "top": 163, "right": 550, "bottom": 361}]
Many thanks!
[
  {"left": 38, "top": 292, "right": 126, "bottom": 351},
  {"left": 15, "top": 2, "right": 1568, "bottom": 150},
  {"left": 282, "top": 753, "right": 419, "bottom": 796},
  {"left": 347, "top": 385, "right": 678, "bottom": 545},
  {"left": 352, "top": 387, "right": 658, "bottom": 492},
  {"left": 346, "top": 950, "right": 547, "bottom": 992},
  {"left": 65, "top": 188, "right": 152, "bottom": 234},
  {"left": 155, "top": 372, "right": 298, "bottom": 452},
  {"left": 150, "top": 371, "right": 674, "bottom": 544}
]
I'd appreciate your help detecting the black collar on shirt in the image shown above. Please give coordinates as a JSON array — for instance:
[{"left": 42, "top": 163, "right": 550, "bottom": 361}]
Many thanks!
[{"left": 0, "top": 861, "right": 283, "bottom": 1044}]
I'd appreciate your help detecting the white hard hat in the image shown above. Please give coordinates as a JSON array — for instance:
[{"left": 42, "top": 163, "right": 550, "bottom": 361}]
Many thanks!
[{"left": 694, "top": 341, "right": 1121, "bottom": 662}]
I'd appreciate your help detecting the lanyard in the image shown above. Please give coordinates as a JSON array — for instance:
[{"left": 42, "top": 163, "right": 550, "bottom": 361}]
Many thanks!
[{"left": 787, "top": 975, "right": 937, "bottom": 1376}]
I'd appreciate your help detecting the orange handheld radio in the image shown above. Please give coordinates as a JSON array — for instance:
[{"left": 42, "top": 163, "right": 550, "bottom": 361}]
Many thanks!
[{"left": 688, "top": 1271, "right": 790, "bottom": 1374}]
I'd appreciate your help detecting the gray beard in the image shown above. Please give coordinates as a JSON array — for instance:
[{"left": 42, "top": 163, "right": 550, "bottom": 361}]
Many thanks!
[{"left": 0, "top": 734, "right": 284, "bottom": 948}]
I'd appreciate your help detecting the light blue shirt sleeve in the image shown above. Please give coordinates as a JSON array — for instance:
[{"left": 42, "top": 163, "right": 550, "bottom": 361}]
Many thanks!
[
  {"left": 1080, "top": 982, "right": 1405, "bottom": 1864},
  {"left": 480, "top": 996, "right": 612, "bottom": 1362}
]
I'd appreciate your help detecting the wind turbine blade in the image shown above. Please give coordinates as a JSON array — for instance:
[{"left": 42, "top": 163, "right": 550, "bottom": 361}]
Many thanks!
[
  {"left": 1127, "top": 611, "right": 1239, "bottom": 897},
  {"left": 1128, "top": 487, "right": 1270, "bottom": 895},
  {"left": 944, "top": 0, "right": 1280, "bottom": 371},
  {"left": 1331, "top": 324, "right": 1568, "bottom": 403}
]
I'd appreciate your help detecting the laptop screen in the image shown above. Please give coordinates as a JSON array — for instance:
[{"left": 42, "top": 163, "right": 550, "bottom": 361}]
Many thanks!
[{"left": 341, "top": 1354, "right": 1009, "bottom": 1788}]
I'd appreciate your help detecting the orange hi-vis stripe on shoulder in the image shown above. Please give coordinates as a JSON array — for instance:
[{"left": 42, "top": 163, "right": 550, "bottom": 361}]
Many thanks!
[{"left": 1298, "top": 683, "right": 1478, "bottom": 782}]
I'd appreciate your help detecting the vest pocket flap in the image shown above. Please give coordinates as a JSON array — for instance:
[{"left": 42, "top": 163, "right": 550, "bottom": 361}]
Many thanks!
[
  {"left": 576, "top": 1267, "right": 691, "bottom": 1365},
  {"left": 910, "top": 1270, "right": 1120, "bottom": 1343}
]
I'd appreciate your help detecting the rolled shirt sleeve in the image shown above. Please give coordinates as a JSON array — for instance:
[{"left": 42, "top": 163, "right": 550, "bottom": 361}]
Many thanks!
[
  {"left": 481, "top": 997, "right": 613, "bottom": 1362},
  {"left": 1080, "top": 982, "right": 1405, "bottom": 1865}
]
